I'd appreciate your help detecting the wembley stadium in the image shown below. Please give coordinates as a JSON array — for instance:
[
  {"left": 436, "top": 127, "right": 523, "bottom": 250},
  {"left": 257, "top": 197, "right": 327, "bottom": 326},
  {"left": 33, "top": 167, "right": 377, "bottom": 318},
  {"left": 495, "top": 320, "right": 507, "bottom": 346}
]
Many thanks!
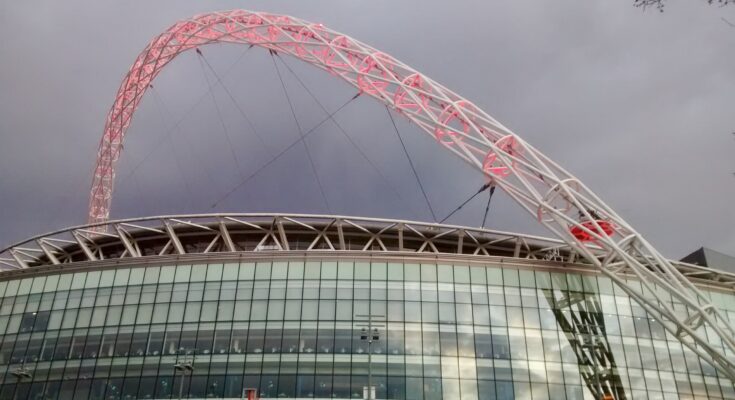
[{"left": 1, "top": 9, "right": 734, "bottom": 400}]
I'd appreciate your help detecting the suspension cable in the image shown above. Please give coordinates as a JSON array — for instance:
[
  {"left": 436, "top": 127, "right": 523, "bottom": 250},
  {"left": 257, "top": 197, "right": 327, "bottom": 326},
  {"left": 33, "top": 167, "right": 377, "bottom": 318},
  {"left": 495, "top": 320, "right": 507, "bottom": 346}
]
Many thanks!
[
  {"left": 196, "top": 48, "right": 246, "bottom": 179},
  {"left": 148, "top": 86, "right": 197, "bottom": 210},
  {"left": 210, "top": 91, "right": 361, "bottom": 209},
  {"left": 273, "top": 54, "right": 421, "bottom": 220},
  {"left": 195, "top": 47, "right": 273, "bottom": 156},
  {"left": 167, "top": 135, "right": 198, "bottom": 210},
  {"left": 385, "top": 106, "right": 438, "bottom": 222},
  {"left": 119, "top": 47, "right": 252, "bottom": 185},
  {"left": 148, "top": 85, "right": 222, "bottom": 203},
  {"left": 131, "top": 174, "right": 148, "bottom": 211},
  {"left": 481, "top": 185, "right": 496, "bottom": 229},
  {"left": 270, "top": 50, "right": 332, "bottom": 212},
  {"left": 439, "top": 182, "right": 493, "bottom": 224}
]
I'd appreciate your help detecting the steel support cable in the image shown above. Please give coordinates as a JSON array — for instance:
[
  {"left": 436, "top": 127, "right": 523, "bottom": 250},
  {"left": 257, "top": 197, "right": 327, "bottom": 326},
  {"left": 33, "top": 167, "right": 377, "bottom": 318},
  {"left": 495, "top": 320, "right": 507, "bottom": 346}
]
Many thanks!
[
  {"left": 385, "top": 106, "right": 438, "bottom": 222},
  {"left": 269, "top": 50, "right": 332, "bottom": 213},
  {"left": 119, "top": 47, "right": 252, "bottom": 185},
  {"left": 195, "top": 47, "right": 273, "bottom": 156},
  {"left": 273, "top": 54, "right": 422, "bottom": 220},
  {"left": 148, "top": 86, "right": 222, "bottom": 205},
  {"left": 439, "top": 182, "right": 493, "bottom": 224},
  {"left": 115, "top": 145, "right": 150, "bottom": 210},
  {"left": 148, "top": 87, "right": 198, "bottom": 210},
  {"left": 210, "top": 92, "right": 361, "bottom": 209},
  {"left": 113, "top": 139, "right": 147, "bottom": 207},
  {"left": 169, "top": 136, "right": 199, "bottom": 209},
  {"left": 131, "top": 174, "right": 149, "bottom": 212},
  {"left": 481, "top": 186, "right": 496, "bottom": 229},
  {"left": 196, "top": 49, "right": 246, "bottom": 179}
]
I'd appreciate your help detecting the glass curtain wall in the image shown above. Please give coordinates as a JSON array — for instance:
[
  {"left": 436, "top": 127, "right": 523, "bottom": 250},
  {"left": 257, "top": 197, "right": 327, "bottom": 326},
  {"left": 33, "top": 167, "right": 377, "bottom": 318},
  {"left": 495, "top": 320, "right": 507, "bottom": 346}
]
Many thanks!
[{"left": 0, "top": 260, "right": 733, "bottom": 399}]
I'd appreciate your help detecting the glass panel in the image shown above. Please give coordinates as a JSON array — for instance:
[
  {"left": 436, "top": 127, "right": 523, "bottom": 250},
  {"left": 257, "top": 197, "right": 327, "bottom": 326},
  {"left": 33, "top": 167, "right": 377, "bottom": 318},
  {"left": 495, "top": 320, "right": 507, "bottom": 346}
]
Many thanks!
[
  {"left": 421, "top": 264, "right": 437, "bottom": 282},
  {"left": 142, "top": 266, "right": 160, "bottom": 284},
  {"left": 30, "top": 276, "right": 47, "bottom": 293},
  {"left": 372, "top": 262, "right": 387, "bottom": 280},
  {"left": 321, "top": 262, "right": 337, "bottom": 280},
  {"left": 128, "top": 268, "right": 144, "bottom": 285},
  {"left": 387, "top": 262, "right": 402, "bottom": 281},
  {"left": 470, "top": 267, "right": 487, "bottom": 285},
  {"left": 159, "top": 265, "right": 176, "bottom": 283},
  {"left": 437, "top": 264, "right": 453, "bottom": 283},
  {"left": 519, "top": 270, "right": 535, "bottom": 288},
  {"left": 174, "top": 265, "right": 191, "bottom": 282},
  {"left": 289, "top": 261, "right": 305, "bottom": 280},
  {"left": 113, "top": 269, "right": 130, "bottom": 286},
  {"left": 354, "top": 262, "right": 370, "bottom": 280},
  {"left": 255, "top": 263, "right": 272, "bottom": 282},
  {"left": 239, "top": 263, "right": 256, "bottom": 280},
  {"left": 206, "top": 263, "right": 224, "bottom": 281}
]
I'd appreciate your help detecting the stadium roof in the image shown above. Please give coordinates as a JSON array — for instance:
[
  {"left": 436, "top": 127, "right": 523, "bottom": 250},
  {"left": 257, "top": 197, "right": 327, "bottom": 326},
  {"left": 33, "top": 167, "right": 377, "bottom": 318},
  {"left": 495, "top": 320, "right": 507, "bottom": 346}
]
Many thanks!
[{"left": 1, "top": 213, "right": 734, "bottom": 293}]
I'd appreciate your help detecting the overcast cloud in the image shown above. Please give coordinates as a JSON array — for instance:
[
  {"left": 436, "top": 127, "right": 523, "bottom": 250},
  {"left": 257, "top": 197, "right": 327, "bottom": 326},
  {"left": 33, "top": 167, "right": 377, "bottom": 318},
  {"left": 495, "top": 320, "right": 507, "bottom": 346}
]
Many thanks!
[{"left": 0, "top": 0, "right": 733, "bottom": 260}]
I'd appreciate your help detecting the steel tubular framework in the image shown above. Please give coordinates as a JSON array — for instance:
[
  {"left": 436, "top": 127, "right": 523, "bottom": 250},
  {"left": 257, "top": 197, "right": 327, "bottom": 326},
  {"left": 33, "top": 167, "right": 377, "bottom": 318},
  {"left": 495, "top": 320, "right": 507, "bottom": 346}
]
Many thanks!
[
  {"left": 1, "top": 213, "right": 733, "bottom": 287},
  {"left": 0, "top": 213, "right": 596, "bottom": 269},
  {"left": 86, "top": 10, "right": 735, "bottom": 380}
]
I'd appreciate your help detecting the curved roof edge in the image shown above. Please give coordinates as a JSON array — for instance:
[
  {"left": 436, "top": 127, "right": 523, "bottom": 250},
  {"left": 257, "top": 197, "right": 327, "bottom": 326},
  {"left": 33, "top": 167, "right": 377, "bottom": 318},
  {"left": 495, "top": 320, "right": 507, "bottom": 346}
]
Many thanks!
[{"left": 1, "top": 213, "right": 733, "bottom": 291}]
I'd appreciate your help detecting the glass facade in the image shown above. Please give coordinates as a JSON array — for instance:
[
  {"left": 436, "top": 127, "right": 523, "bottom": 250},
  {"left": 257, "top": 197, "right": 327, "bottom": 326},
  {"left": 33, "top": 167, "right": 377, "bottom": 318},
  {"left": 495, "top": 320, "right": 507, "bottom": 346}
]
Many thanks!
[{"left": 0, "top": 259, "right": 734, "bottom": 399}]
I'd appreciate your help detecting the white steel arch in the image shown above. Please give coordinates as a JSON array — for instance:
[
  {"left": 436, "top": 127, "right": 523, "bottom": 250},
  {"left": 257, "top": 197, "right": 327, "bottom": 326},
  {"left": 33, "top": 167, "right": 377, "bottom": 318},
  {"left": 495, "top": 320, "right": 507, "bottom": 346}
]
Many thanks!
[{"left": 88, "top": 10, "right": 735, "bottom": 380}]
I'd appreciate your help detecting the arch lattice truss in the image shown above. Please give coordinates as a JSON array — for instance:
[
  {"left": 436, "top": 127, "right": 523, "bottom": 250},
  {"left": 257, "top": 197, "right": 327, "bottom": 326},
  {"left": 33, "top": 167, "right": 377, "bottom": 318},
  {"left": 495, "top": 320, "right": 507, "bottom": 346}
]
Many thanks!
[{"left": 89, "top": 10, "right": 735, "bottom": 380}]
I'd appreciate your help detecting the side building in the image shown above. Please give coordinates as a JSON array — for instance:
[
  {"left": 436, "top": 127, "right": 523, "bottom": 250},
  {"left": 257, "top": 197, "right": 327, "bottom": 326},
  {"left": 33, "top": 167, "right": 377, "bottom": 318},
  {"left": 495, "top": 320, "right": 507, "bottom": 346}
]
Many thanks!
[
  {"left": 681, "top": 247, "right": 735, "bottom": 275},
  {"left": 0, "top": 214, "right": 734, "bottom": 399}
]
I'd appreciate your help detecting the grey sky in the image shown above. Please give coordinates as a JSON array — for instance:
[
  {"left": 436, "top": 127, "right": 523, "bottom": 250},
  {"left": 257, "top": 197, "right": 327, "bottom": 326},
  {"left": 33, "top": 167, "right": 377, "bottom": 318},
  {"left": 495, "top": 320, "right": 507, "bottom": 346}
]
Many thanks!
[{"left": 0, "top": 0, "right": 733, "bottom": 260}]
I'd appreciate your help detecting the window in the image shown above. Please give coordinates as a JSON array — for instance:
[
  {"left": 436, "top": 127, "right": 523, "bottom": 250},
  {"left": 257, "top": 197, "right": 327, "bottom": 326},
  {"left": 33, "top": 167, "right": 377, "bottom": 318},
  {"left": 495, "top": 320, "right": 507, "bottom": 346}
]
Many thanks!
[
  {"left": 321, "top": 262, "right": 337, "bottom": 280},
  {"left": 218, "top": 301, "right": 234, "bottom": 321},
  {"left": 167, "top": 303, "right": 185, "bottom": 323},
  {"left": 19, "top": 312, "right": 37, "bottom": 333},
  {"left": 239, "top": 263, "right": 255, "bottom": 280},
  {"left": 173, "top": 265, "right": 191, "bottom": 282},
  {"left": 387, "top": 263, "right": 402, "bottom": 281},
  {"left": 404, "top": 302, "right": 421, "bottom": 323},
  {"left": 421, "top": 264, "right": 437, "bottom": 282},
  {"left": 289, "top": 262, "right": 306, "bottom": 280},
  {"left": 128, "top": 268, "right": 144, "bottom": 286},
  {"left": 454, "top": 266, "right": 470, "bottom": 284},
  {"left": 201, "top": 301, "right": 218, "bottom": 322},
  {"left": 206, "top": 263, "right": 223, "bottom": 281},
  {"left": 143, "top": 266, "right": 160, "bottom": 284},
  {"left": 422, "top": 302, "right": 438, "bottom": 323}
]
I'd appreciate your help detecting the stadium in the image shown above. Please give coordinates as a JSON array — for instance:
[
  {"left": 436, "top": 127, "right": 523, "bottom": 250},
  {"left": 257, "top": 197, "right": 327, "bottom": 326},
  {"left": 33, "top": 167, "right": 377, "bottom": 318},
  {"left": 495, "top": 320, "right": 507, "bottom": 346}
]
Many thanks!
[{"left": 1, "top": 9, "right": 734, "bottom": 400}]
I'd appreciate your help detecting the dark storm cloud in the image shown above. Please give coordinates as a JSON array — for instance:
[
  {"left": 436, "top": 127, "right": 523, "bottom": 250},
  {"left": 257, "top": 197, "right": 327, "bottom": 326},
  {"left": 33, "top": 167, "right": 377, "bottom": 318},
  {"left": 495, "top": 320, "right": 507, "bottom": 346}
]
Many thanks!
[{"left": 0, "top": 0, "right": 733, "bottom": 258}]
